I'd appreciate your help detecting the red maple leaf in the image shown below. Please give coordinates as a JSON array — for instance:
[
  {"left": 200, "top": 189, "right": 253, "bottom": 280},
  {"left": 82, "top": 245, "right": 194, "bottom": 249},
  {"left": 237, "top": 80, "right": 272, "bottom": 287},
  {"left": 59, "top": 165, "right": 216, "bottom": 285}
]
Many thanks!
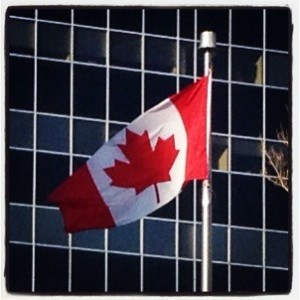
[{"left": 104, "top": 129, "right": 179, "bottom": 203}]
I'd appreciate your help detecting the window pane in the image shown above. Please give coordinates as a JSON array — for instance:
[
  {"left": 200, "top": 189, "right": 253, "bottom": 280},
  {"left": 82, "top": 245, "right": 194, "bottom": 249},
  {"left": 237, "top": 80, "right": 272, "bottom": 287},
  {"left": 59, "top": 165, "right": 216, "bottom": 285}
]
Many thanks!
[
  {"left": 231, "top": 266, "right": 262, "bottom": 292},
  {"left": 35, "top": 247, "right": 68, "bottom": 292},
  {"left": 9, "top": 19, "right": 34, "bottom": 55},
  {"left": 180, "top": 9, "right": 194, "bottom": 39},
  {"left": 266, "top": 88, "right": 289, "bottom": 139},
  {"left": 38, "top": 8, "right": 71, "bottom": 22},
  {"left": 145, "top": 37, "right": 176, "bottom": 73},
  {"left": 266, "top": 9, "right": 289, "bottom": 51},
  {"left": 36, "top": 153, "right": 69, "bottom": 206},
  {"left": 232, "top": 9, "right": 263, "bottom": 47},
  {"left": 149, "top": 198, "right": 176, "bottom": 219},
  {"left": 74, "top": 9, "right": 107, "bottom": 28},
  {"left": 266, "top": 52, "right": 288, "bottom": 87},
  {"left": 144, "top": 257, "right": 176, "bottom": 292},
  {"left": 72, "top": 230, "right": 104, "bottom": 250},
  {"left": 179, "top": 181, "right": 194, "bottom": 221},
  {"left": 108, "top": 221, "right": 139, "bottom": 253},
  {"left": 72, "top": 250, "right": 105, "bottom": 292},
  {"left": 232, "top": 138, "right": 262, "bottom": 174},
  {"left": 10, "top": 111, "right": 33, "bottom": 148},
  {"left": 266, "top": 180, "right": 289, "bottom": 231},
  {"left": 9, "top": 150, "right": 33, "bottom": 204},
  {"left": 232, "top": 84, "right": 262, "bottom": 137},
  {"left": 266, "top": 232, "right": 289, "bottom": 268},
  {"left": 179, "top": 41, "right": 194, "bottom": 75},
  {"left": 144, "top": 219, "right": 175, "bottom": 256},
  {"left": 197, "top": 9, "right": 229, "bottom": 43},
  {"left": 9, "top": 57, "right": 34, "bottom": 110},
  {"left": 36, "top": 208, "right": 68, "bottom": 246},
  {"left": 266, "top": 269, "right": 290, "bottom": 293},
  {"left": 110, "top": 32, "right": 141, "bottom": 68},
  {"left": 110, "top": 69, "right": 141, "bottom": 122},
  {"left": 108, "top": 254, "right": 140, "bottom": 292},
  {"left": 74, "top": 119, "right": 105, "bottom": 155},
  {"left": 145, "top": 9, "right": 176, "bottom": 36},
  {"left": 9, "top": 8, "right": 35, "bottom": 18},
  {"left": 145, "top": 74, "right": 176, "bottom": 109},
  {"left": 179, "top": 223, "right": 194, "bottom": 258},
  {"left": 109, "top": 123, "right": 126, "bottom": 139},
  {"left": 232, "top": 174, "right": 262, "bottom": 228},
  {"left": 38, "top": 23, "right": 70, "bottom": 59},
  {"left": 110, "top": 9, "right": 142, "bottom": 32},
  {"left": 74, "top": 27, "right": 106, "bottom": 64},
  {"left": 212, "top": 136, "right": 228, "bottom": 171},
  {"left": 37, "top": 60, "right": 70, "bottom": 114},
  {"left": 10, "top": 206, "right": 32, "bottom": 242},
  {"left": 8, "top": 244, "right": 32, "bottom": 292},
  {"left": 232, "top": 228, "right": 262, "bottom": 265},
  {"left": 37, "top": 115, "right": 69, "bottom": 152},
  {"left": 232, "top": 48, "right": 263, "bottom": 84},
  {"left": 74, "top": 65, "right": 106, "bottom": 119}
]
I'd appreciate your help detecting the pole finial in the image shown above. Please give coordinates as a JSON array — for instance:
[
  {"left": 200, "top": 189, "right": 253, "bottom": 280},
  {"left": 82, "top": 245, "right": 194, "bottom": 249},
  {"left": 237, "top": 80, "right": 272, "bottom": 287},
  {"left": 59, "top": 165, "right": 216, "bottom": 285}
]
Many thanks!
[{"left": 199, "top": 31, "right": 216, "bottom": 49}]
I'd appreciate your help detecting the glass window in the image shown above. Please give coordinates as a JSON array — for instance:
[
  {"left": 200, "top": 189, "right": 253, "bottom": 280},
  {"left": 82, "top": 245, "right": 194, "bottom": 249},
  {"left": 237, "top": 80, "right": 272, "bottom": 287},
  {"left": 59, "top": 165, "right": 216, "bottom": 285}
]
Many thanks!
[
  {"left": 10, "top": 111, "right": 33, "bottom": 149},
  {"left": 232, "top": 48, "right": 263, "bottom": 84},
  {"left": 180, "top": 9, "right": 194, "bottom": 39},
  {"left": 36, "top": 208, "right": 68, "bottom": 246},
  {"left": 37, "top": 60, "right": 70, "bottom": 115},
  {"left": 110, "top": 9, "right": 142, "bottom": 32},
  {"left": 266, "top": 232, "right": 289, "bottom": 268},
  {"left": 266, "top": 180, "right": 289, "bottom": 231},
  {"left": 266, "top": 88, "right": 289, "bottom": 139},
  {"left": 197, "top": 9, "right": 229, "bottom": 43},
  {"left": 8, "top": 244, "right": 32, "bottom": 292},
  {"left": 179, "top": 41, "right": 194, "bottom": 76},
  {"left": 266, "top": 9, "right": 290, "bottom": 51},
  {"left": 210, "top": 46, "right": 228, "bottom": 80},
  {"left": 38, "top": 8, "right": 71, "bottom": 23},
  {"left": 38, "top": 23, "right": 70, "bottom": 59},
  {"left": 9, "top": 57, "right": 34, "bottom": 110},
  {"left": 109, "top": 123, "right": 126, "bottom": 139},
  {"left": 145, "top": 9, "right": 176, "bottom": 36},
  {"left": 232, "top": 228, "right": 262, "bottom": 265},
  {"left": 149, "top": 198, "right": 176, "bottom": 220},
  {"left": 232, "top": 174, "right": 262, "bottom": 228},
  {"left": 37, "top": 115, "right": 69, "bottom": 152},
  {"left": 110, "top": 69, "right": 141, "bottom": 122},
  {"left": 179, "top": 223, "right": 194, "bottom": 258},
  {"left": 179, "top": 181, "right": 194, "bottom": 221},
  {"left": 108, "top": 254, "right": 140, "bottom": 292},
  {"left": 110, "top": 32, "right": 141, "bottom": 68},
  {"left": 72, "top": 230, "right": 104, "bottom": 250},
  {"left": 74, "top": 65, "right": 106, "bottom": 119},
  {"left": 212, "top": 136, "right": 228, "bottom": 171},
  {"left": 9, "top": 19, "right": 34, "bottom": 55},
  {"left": 72, "top": 250, "right": 105, "bottom": 292},
  {"left": 231, "top": 266, "right": 262, "bottom": 292},
  {"left": 108, "top": 221, "right": 139, "bottom": 253},
  {"left": 232, "top": 138, "right": 262, "bottom": 174},
  {"left": 35, "top": 246, "right": 68, "bottom": 292},
  {"left": 178, "top": 260, "right": 193, "bottom": 292},
  {"left": 36, "top": 153, "right": 69, "bottom": 206},
  {"left": 74, "top": 27, "right": 106, "bottom": 64},
  {"left": 144, "top": 257, "right": 176, "bottom": 292},
  {"left": 212, "top": 172, "right": 228, "bottom": 224},
  {"left": 266, "top": 269, "right": 290, "bottom": 293},
  {"left": 74, "top": 119, "right": 105, "bottom": 155},
  {"left": 145, "top": 74, "right": 176, "bottom": 109},
  {"left": 232, "top": 9, "right": 263, "bottom": 47},
  {"left": 8, "top": 8, "right": 35, "bottom": 18},
  {"left": 212, "top": 82, "right": 228, "bottom": 134},
  {"left": 9, "top": 150, "right": 33, "bottom": 204},
  {"left": 232, "top": 84, "right": 262, "bottom": 137},
  {"left": 266, "top": 52, "right": 288, "bottom": 87},
  {"left": 9, "top": 205, "right": 32, "bottom": 242},
  {"left": 145, "top": 37, "right": 176, "bottom": 73},
  {"left": 74, "top": 9, "right": 107, "bottom": 28},
  {"left": 144, "top": 219, "right": 175, "bottom": 257},
  {"left": 213, "top": 264, "right": 228, "bottom": 292}
]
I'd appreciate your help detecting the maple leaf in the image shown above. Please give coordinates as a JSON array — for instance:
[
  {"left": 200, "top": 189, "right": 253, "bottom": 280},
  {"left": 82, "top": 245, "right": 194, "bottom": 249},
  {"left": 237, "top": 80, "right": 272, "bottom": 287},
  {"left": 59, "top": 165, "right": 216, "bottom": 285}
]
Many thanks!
[{"left": 104, "top": 129, "right": 179, "bottom": 203}]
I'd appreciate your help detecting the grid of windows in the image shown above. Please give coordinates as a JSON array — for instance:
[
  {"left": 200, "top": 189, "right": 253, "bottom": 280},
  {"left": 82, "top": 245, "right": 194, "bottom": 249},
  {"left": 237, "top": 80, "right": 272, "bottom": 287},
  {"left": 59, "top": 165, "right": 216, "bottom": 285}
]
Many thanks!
[{"left": 6, "top": 7, "right": 290, "bottom": 293}]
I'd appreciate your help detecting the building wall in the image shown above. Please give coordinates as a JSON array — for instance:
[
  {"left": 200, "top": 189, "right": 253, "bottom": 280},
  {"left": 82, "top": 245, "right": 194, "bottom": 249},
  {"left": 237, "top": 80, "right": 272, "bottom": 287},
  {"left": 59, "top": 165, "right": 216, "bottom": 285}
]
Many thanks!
[{"left": 7, "top": 7, "right": 290, "bottom": 293}]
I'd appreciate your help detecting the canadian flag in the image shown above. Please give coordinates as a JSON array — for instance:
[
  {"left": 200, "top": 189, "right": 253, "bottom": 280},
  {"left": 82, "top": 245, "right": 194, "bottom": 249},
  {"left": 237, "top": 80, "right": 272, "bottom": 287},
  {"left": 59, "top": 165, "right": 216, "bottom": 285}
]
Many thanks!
[{"left": 49, "top": 76, "right": 208, "bottom": 232}]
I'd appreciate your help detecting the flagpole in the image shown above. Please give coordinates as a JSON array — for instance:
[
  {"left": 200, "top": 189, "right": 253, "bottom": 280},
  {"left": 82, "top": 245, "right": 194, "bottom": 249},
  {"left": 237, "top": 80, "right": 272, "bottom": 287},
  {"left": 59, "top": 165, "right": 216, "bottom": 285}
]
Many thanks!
[{"left": 199, "top": 31, "right": 216, "bottom": 292}]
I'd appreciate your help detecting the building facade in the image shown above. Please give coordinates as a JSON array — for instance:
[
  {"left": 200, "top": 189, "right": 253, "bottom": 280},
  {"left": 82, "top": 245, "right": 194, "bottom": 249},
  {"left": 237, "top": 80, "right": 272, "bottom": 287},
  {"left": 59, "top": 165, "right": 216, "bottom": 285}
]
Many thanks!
[{"left": 7, "top": 7, "right": 290, "bottom": 293}]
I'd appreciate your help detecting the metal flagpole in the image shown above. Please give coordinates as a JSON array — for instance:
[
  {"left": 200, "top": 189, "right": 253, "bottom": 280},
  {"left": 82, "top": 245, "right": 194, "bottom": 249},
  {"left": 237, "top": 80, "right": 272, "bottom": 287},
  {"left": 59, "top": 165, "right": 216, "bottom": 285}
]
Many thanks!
[{"left": 199, "top": 31, "right": 216, "bottom": 292}]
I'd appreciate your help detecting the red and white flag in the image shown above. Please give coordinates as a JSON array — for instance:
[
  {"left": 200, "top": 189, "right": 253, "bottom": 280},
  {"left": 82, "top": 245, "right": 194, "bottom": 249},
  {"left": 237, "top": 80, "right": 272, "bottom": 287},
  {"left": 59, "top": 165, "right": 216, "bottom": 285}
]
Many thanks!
[{"left": 49, "top": 76, "right": 208, "bottom": 232}]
